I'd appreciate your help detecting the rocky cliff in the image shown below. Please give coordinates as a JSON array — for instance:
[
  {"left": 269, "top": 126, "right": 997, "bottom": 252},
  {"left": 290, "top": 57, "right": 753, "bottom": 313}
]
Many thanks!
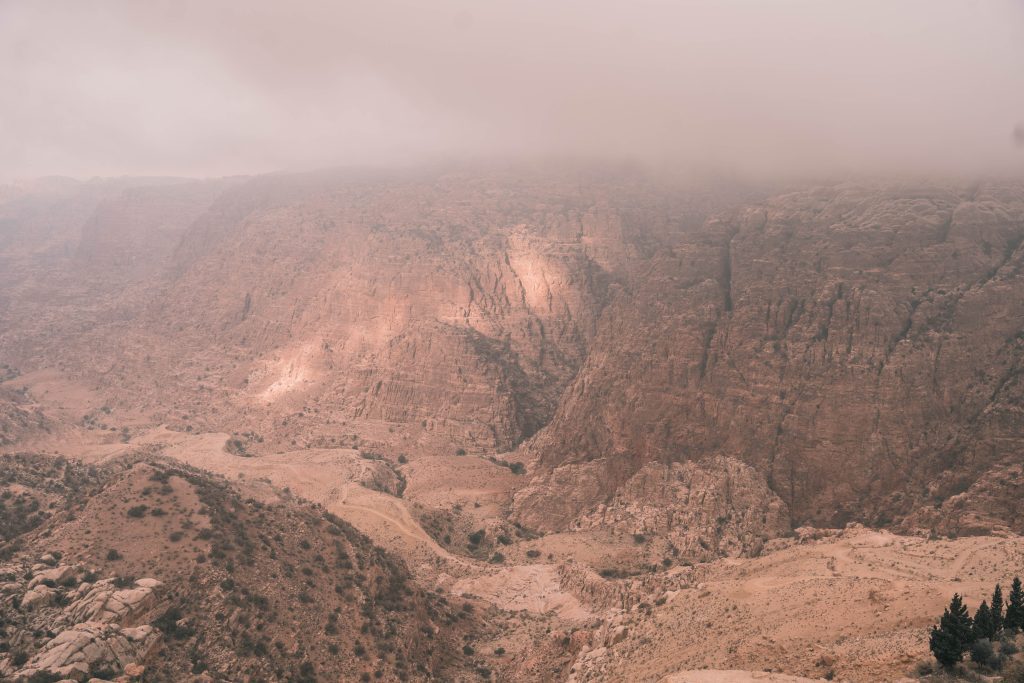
[
  {"left": 2, "top": 170, "right": 1023, "bottom": 541},
  {"left": 517, "top": 182, "right": 1024, "bottom": 533}
]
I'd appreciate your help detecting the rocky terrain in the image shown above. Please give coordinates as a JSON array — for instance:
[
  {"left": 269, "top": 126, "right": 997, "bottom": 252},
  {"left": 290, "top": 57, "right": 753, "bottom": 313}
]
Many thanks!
[
  {"left": 0, "top": 453, "right": 479, "bottom": 682},
  {"left": 1, "top": 166, "right": 1024, "bottom": 681}
]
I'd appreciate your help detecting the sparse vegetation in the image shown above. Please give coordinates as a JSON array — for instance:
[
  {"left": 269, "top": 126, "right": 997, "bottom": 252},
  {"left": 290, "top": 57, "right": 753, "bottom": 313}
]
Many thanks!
[{"left": 928, "top": 580, "right": 1024, "bottom": 674}]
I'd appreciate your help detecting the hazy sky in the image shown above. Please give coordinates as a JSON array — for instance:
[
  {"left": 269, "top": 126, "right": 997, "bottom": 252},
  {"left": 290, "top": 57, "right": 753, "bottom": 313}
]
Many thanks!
[{"left": 1, "top": 0, "right": 1023, "bottom": 180}]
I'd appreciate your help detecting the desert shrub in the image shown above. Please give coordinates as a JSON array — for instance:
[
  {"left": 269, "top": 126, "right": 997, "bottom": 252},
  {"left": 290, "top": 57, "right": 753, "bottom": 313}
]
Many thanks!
[
  {"left": 969, "top": 638, "right": 997, "bottom": 668},
  {"left": 1003, "top": 661, "right": 1024, "bottom": 683},
  {"left": 633, "top": 533, "right": 647, "bottom": 544},
  {"left": 463, "top": 644, "right": 475, "bottom": 655},
  {"left": 489, "top": 552, "right": 505, "bottom": 564},
  {"left": 526, "top": 549, "right": 541, "bottom": 558},
  {"left": 106, "top": 549, "right": 122, "bottom": 561},
  {"left": 455, "top": 448, "right": 467, "bottom": 456},
  {"left": 126, "top": 505, "right": 147, "bottom": 518},
  {"left": 89, "top": 664, "right": 118, "bottom": 680},
  {"left": 154, "top": 606, "right": 193, "bottom": 639}
]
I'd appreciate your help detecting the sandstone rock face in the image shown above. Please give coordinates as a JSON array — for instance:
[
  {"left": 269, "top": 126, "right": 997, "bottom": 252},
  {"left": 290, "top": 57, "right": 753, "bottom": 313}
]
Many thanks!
[
  {"left": 575, "top": 457, "right": 788, "bottom": 559},
  {"left": 4, "top": 172, "right": 1024, "bottom": 540},
  {"left": 519, "top": 182, "right": 1024, "bottom": 532},
  {"left": 0, "top": 562, "right": 164, "bottom": 682},
  {"left": 64, "top": 578, "right": 164, "bottom": 625},
  {"left": 16, "top": 623, "right": 159, "bottom": 681},
  {"left": 901, "top": 461, "right": 1024, "bottom": 536},
  {"left": 517, "top": 456, "right": 789, "bottom": 563},
  {"left": 21, "top": 584, "right": 57, "bottom": 608},
  {"left": 28, "top": 564, "right": 75, "bottom": 589},
  {"left": 143, "top": 170, "right": 634, "bottom": 449},
  {"left": 556, "top": 561, "right": 693, "bottom": 612},
  {"left": 2, "top": 168, "right": 736, "bottom": 455}
]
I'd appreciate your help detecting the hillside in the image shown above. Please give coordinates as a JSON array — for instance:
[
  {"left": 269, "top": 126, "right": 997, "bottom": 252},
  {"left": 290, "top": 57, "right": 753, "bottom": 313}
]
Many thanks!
[{"left": 0, "top": 453, "right": 478, "bottom": 681}]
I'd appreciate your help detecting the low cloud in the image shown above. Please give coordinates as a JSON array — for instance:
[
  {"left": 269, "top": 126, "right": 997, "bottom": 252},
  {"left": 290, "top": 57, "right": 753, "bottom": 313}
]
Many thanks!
[{"left": 2, "top": 0, "right": 1023, "bottom": 180}]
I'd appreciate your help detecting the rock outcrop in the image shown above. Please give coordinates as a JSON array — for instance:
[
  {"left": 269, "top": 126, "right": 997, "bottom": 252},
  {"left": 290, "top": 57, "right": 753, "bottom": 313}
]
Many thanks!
[
  {"left": 0, "top": 557, "right": 164, "bottom": 682},
  {"left": 63, "top": 578, "right": 164, "bottom": 625},
  {"left": 577, "top": 457, "right": 788, "bottom": 559},
  {"left": 15, "top": 623, "right": 159, "bottom": 682},
  {"left": 517, "top": 457, "right": 789, "bottom": 561}
]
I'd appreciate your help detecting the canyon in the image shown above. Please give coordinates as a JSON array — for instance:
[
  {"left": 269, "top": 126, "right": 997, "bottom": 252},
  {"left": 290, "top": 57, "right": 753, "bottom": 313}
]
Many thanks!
[{"left": 2, "top": 166, "right": 1023, "bottom": 681}]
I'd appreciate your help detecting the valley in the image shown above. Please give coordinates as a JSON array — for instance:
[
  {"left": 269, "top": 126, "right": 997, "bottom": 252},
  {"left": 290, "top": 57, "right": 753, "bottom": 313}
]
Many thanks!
[{"left": 2, "top": 167, "right": 1024, "bottom": 681}]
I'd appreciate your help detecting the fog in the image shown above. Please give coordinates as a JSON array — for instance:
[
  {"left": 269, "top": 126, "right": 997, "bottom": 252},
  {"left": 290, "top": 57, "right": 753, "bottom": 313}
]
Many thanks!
[{"left": 2, "top": 0, "right": 1023, "bottom": 181}]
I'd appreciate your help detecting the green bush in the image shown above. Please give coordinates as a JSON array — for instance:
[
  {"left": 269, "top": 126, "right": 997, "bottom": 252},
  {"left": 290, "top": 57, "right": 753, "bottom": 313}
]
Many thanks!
[{"left": 969, "top": 638, "right": 996, "bottom": 667}]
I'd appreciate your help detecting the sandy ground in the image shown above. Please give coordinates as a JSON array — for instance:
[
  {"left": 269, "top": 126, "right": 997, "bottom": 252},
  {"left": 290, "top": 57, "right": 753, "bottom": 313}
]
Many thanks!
[{"left": 570, "top": 527, "right": 1024, "bottom": 682}]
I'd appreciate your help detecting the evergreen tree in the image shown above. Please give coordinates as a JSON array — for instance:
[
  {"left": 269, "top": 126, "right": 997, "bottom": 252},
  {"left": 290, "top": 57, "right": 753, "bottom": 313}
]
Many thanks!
[
  {"left": 930, "top": 625, "right": 963, "bottom": 668},
  {"left": 1007, "top": 576, "right": 1024, "bottom": 631},
  {"left": 991, "top": 584, "right": 1004, "bottom": 634},
  {"left": 930, "top": 593, "right": 974, "bottom": 667},
  {"left": 973, "top": 600, "right": 995, "bottom": 641}
]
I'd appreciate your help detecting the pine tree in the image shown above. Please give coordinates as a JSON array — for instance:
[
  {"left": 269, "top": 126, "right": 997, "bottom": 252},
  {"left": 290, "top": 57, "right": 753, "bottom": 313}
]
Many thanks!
[
  {"left": 991, "top": 584, "right": 1004, "bottom": 634},
  {"left": 930, "top": 625, "right": 963, "bottom": 668},
  {"left": 1007, "top": 576, "right": 1024, "bottom": 631},
  {"left": 948, "top": 593, "right": 975, "bottom": 646},
  {"left": 973, "top": 600, "right": 995, "bottom": 641},
  {"left": 930, "top": 593, "right": 974, "bottom": 667}
]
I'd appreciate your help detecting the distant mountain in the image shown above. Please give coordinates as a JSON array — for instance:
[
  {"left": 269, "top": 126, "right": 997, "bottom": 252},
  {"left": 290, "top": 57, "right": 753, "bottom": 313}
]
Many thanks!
[{"left": 2, "top": 168, "right": 1023, "bottom": 545}]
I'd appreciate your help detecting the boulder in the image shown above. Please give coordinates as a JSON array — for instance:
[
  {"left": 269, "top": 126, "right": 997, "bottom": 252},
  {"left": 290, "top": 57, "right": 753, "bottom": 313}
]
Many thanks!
[{"left": 64, "top": 578, "right": 164, "bottom": 625}]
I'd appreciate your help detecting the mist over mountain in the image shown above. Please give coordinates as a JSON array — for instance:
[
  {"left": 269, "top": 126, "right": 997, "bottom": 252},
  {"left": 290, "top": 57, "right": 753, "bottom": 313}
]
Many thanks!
[
  {"left": 2, "top": 0, "right": 1024, "bottom": 180},
  {"left": 3, "top": 2, "right": 1024, "bottom": 682}
]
